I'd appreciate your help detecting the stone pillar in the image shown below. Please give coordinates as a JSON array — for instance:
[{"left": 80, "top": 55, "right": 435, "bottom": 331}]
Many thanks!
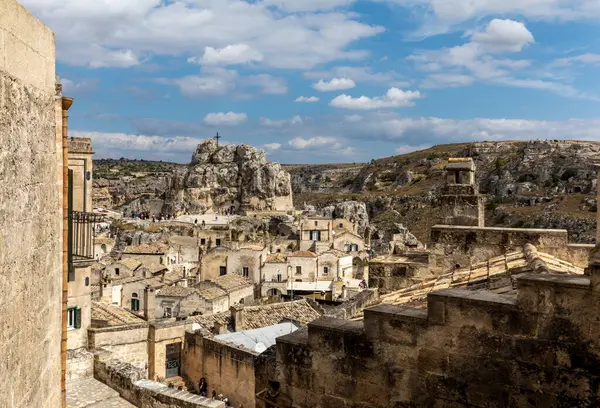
[{"left": 144, "top": 286, "right": 156, "bottom": 321}]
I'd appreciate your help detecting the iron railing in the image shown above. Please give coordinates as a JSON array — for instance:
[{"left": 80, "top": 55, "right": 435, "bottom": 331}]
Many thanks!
[{"left": 67, "top": 169, "right": 104, "bottom": 281}]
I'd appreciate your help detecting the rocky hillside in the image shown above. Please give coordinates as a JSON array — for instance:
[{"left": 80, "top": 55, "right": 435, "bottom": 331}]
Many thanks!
[
  {"left": 290, "top": 140, "right": 599, "bottom": 243},
  {"left": 94, "top": 140, "right": 599, "bottom": 244}
]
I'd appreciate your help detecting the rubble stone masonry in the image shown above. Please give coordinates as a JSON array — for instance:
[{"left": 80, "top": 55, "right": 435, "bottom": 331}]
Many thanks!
[
  {"left": 275, "top": 246, "right": 600, "bottom": 407},
  {"left": 0, "top": 0, "right": 62, "bottom": 407}
]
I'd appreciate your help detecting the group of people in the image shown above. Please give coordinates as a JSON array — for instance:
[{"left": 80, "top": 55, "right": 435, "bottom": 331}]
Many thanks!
[
  {"left": 130, "top": 212, "right": 177, "bottom": 222},
  {"left": 198, "top": 377, "right": 243, "bottom": 408}
]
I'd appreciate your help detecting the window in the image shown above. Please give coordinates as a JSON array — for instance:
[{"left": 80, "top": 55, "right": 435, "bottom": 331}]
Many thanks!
[
  {"left": 277, "top": 274, "right": 282, "bottom": 282},
  {"left": 295, "top": 279, "right": 303, "bottom": 282},
  {"left": 339, "top": 223, "right": 343, "bottom": 228},
  {"left": 216, "top": 239, "right": 221, "bottom": 246},
  {"left": 115, "top": 268, "right": 120, "bottom": 276},
  {"left": 295, "top": 266, "right": 302, "bottom": 275},
  {"left": 344, "top": 244, "right": 350, "bottom": 252},
  {"left": 276, "top": 249, "right": 281, "bottom": 253},
  {"left": 220, "top": 266, "right": 227, "bottom": 276},
  {"left": 314, "top": 221, "right": 318, "bottom": 226},
  {"left": 242, "top": 267, "right": 249, "bottom": 278},
  {"left": 351, "top": 244, "right": 359, "bottom": 252},
  {"left": 131, "top": 293, "right": 140, "bottom": 311},
  {"left": 164, "top": 307, "right": 172, "bottom": 318},
  {"left": 323, "top": 266, "right": 329, "bottom": 275},
  {"left": 67, "top": 307, "right": 81, "bottom": 330},
  {"left": 200, "top": 238, "right": 206, "bottom": 245},
  {"left": 85, "top": 277, "right": 90, "bottom": 287},
  {"left": 310, "top": 230, "right": 321, "bottom": 241}
]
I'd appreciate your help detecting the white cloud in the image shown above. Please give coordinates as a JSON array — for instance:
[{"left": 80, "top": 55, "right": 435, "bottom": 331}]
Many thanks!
[
  {"left": 264, "top": 143, "right": 282, "bottom": 151},
  {"left": 288, "top": 136, "right": 338, "bottom": 149},
  {"left": 60, "top": 78, "right": 98, "bottom": 94},
  {"left": 295, "top": 96, "right": 320, "bottom": 102},
  {"left": 22, "top": 0, "right": 383, "bottom": 70},
  {"left": 159, "top": 67, "right": 238, "bottom": 96},
  {"left": 329, "top": 88, "right": 422, "bottom": 110},
  {"left": 344, "top": 114, "right": 362, "bottom": 122},
  {"left": 260, "top": 116, "right": 303, "bottom": 127},
  {"left": 312, "top": 77, "right": 356, "bottom": 92},
  {"left": 470, "top": 19, "right": 534, "bottom": 53},
  {"left": 406, "top": 19, "right": 596, "bottom": 100},
  {"left": 387, "top": 0, "right": 600, "bottom": 37},
  {"left": 421, "top": 73, "right": 475, "bottom": 88},
  {"left": 243, "top": 74, "right": 288, "bottom": 94},
  {"left": 262, "top": 0, "right": 355, "bottom": 12},
  {"left": 191, "top": 44, "right": 263, "bottom": 66},
  {"left": 552, "top": 53, "right": 600, "bottom": 67},
  {"left": 203, "top": 112, "right": 248, "bottom": 126},
  {"left": 305, "top": 66, "right": 409, "bottom": 86}
]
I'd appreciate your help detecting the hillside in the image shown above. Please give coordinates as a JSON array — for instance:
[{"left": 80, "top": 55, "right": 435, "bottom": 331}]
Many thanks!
[{"left": 93, "top": 140, "right": 599, "bottom": 243}]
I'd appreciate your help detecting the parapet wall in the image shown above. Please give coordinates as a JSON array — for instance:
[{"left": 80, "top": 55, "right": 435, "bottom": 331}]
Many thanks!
[
  {"left": 431, "top": 225, "right": 591, "bottom": 269},
  {"left": 275, "top": 254, "right": 600, "bottom": 407}
]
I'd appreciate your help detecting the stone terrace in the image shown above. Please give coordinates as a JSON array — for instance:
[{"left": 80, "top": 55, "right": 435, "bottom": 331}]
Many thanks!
[{"left": 66, "top": 378, "right": 135, "bottom": 407}]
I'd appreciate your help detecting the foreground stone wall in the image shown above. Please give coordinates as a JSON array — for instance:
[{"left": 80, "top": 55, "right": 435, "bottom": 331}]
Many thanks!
[
  {"left": 88, "top": 324, "right": 150, "bottom": 370},
  {"left": 0, "top": 1, "right": 62, "bottom": 407},
  {"left": 431, "top": 225, "right": 591, "bottom": 270},
  {"left": 275, "top": 250, "right": 600, "bottom": 407},
  {"left": 95, "top": 358, "right": 224, "bottom": 408},
  {"left": 183, "top": 332, "right": 257, "bottom": 408}
]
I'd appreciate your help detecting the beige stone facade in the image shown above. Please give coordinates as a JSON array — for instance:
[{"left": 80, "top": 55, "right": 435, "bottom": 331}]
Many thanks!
[
  {"left": 0, "top": 1, "right": 62, "bottom": 407},
  {"left": 67, "top": 265, "right": 92, "bottom": 350},
  {"left": 68, "top": 137, "right": 93, "bottom": 212}
]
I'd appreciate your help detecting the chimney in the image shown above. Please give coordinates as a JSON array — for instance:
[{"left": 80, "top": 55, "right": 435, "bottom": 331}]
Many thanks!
[
  {"left": 213, "top": 321, "right": 227, "bottom": 335},
  {"left": 180, "top": 278, "right": 188, "bottom": 288},
  {"left": 144, "top": 285, "right": 156, "bottom": 321},
  {"left": 100, "top": 277, "right": 113, "bottom": 304},
  {"left": 230, "top": 304, "right": 244, "bottom": 332}
]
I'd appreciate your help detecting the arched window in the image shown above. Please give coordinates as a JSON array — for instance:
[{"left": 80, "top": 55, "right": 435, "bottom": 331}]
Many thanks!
[
  {"left": 100, "top": 244, "right": 107, "bottom": 253},
  {"left": 131, "top": 293, "right": 140, "bottom": 311}
]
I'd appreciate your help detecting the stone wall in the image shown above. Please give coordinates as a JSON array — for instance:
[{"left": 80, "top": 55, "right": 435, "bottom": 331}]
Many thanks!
[
  {"left": 368, "top": 260, "right": 431, "bottom": 293},
  {"left": 326, "top": 289, "right": 379, "bottom": 319},
  {"left": 430, "top": 225, "right": 591, "bottom": 270},
  {"left": 68, "top": 265, "right": 92, "bottom": 350},
  {"left": 0, "top": 1, "right": 62, "bottom": 407},
  {"left": 274, "top": 250, "right": 600, "bottom": 407},
  {"left": 88, "top": 324, "right": 150, "bottom": 370},
  {"left": 95, "top": 358, "right": 224, "bottom": 408},
  {"left": 183, "top": 332, "right": 258, "bottom": 408}
]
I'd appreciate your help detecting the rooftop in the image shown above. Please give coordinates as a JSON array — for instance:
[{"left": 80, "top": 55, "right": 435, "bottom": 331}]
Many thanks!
[
  {"left": 265, "top": 253, "right": 287, "bottom": 263},
  {"left": 211, "top": 273, "right": 252, "bottom": 291},
  {"left": 123, "top": 243, "right": 167, "bottom": 254},
  {"left": 91, "top": 301, "right": 145, "bottom": 326},
  {"left": 119, "top": 258, "right": 142, "bottom": 271},
  {"left": 215, "top": 321, "right": 301, "bottom": 354},
  {"left": 157, "top": 285, "right": 198, "bottom": 298},
  {"left": 198, "top": 285, "right": 228, "bottom": 300},
  {"left": 289, "top": 251, "right": 318, "bottom": 258},
  {"left": 240, "top": 299, "right": 321, "bottom": 330}
]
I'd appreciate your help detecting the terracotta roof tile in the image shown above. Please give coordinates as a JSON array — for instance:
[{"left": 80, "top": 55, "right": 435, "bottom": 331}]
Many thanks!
[
  {"left": 211, "top": 274, "right": 253, "bottom": 291},
  {"left": 157, "top": 285, "right": 198, "bottom": 298},
  {"left": 198, "top": 286, "right": 228, "bottom": 300},
  {"left": 241, "top": 299, "right": 321, "bottom": 330},
  {"left": 289, "top": 251, "right": 318, "bottom": 258},
  {"left": 91, "top": 301, "right": 145, "bottom": 326},
  {"left": 119, "top": 258, "right": 142, "bottom": 271}
]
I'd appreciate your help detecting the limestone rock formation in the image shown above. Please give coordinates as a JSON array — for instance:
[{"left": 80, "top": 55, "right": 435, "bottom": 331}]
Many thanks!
[
  {"left": 164, "top": 139, "right": 293, "bottom": 214},
  {"left": 319, "top": 200, "right": 369, "bottom": 234}
]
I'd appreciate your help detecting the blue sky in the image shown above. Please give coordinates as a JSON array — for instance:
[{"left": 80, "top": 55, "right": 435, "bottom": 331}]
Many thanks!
[{"left": 23, "top": 0, "right": 600, "bottom": 164}]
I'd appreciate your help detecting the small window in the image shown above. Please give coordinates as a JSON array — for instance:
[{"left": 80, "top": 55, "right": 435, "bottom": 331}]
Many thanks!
[
  {"left": 295, "top": 279, "right": 302, "bottom": 282},
  {"left": 242, "top": 267, "right": 249, "bottom": 278},
  {"left": 339, "top": 223, "right": 343, "bottom": 228},
  {"left": 216, "top": 239, "right": 221, "bottom": 246},
  {"left": 323, "top": 266, "right": 329, "bottom": 275},
  {"left": 85, "top": 277, "right": 90, "bottom": 287},
  {"left": 352, "top": 244, "right": 359, "bottom": 252},
  {"left": 314, "top": 221, "right": 318, "bottom": 226},
  {"left": 115, "top": 268, "right": 120, "bottom": 276},
  {"left": 164, "top": 307, "right": 172, "bottom": 318},
  {"left": 220, "top": 266, "right": 227, "bottom": 276},
  {"left": 200, "top": 238, "right": 206, "bottom": 245},
  {"left": 277, "top": 274, "right": 282, "bottom": 282},
  {"left": 276, "top": 249, "right": 281, "bottom": 253},
  {"left": 131, "top": 293, "right": 140, "bottom": 311},
  {"left": 296, "top": 266, "right": 302, "bottom": 275},
  {"left": 67, "top": 307, "right": 81, "bottom": 330}
]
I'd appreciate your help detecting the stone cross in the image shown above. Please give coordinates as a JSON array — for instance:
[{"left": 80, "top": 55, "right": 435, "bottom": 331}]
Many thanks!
[{"left": 214, "top": 132, "right": 221, "bottom": 147}]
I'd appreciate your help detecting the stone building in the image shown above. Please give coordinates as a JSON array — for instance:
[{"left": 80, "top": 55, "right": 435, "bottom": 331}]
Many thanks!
[
  {"left": 0, "top": 2, "right": 64, "bottom": 406},
  {"left": 438, "top": 158, "right": 485, "bottom": 227},
  {"left": 68, "top": 137, "right": 93, "bottom": 212},
  {"left": 122, "top": 243, "right": 168, "bottom": 264},
  {"left": 263, "top": 245, "right": 600, "bottom": 407}
]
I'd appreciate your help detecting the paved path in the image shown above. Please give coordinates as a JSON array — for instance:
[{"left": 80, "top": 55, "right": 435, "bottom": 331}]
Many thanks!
[{"left": 66, "top": 377, "right": 135, "bottom": 408}]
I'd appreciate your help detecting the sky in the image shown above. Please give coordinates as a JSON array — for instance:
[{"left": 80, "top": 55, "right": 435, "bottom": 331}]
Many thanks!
[{"left": 22, "top": 0, "right": 600, "bottom": 164}]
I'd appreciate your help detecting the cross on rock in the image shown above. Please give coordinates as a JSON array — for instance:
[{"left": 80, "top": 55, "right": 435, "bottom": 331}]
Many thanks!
[{"left": 214, "top": 132, "right": 221, "bottom": 147}]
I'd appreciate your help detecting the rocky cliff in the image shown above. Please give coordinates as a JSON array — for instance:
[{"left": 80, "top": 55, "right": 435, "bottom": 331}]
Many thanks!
[{"left": 164, "top": 139, "right": 293, "bottom": 214}]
